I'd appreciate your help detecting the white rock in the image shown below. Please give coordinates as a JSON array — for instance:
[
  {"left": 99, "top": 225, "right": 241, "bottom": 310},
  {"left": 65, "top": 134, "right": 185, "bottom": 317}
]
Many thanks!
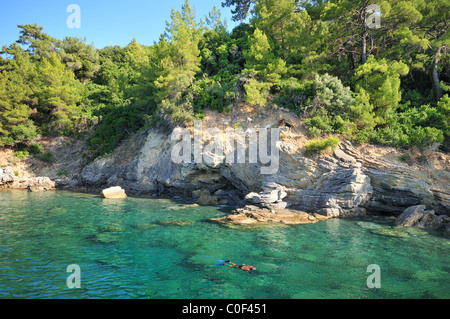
[{"left": 101, "top": 186, "right": 127, "bottom": 199}]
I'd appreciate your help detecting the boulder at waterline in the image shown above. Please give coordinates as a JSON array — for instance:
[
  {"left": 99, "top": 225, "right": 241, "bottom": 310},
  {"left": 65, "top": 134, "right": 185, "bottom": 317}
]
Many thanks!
[
  {"left": 395, "top": 204, "right": 450, "bottom": 231},
  {"left": 101, "top": 186, "right": 127, "bottom": 199},
  {"left": 395, "top": 205, "right": 427, "bottom": 227}
]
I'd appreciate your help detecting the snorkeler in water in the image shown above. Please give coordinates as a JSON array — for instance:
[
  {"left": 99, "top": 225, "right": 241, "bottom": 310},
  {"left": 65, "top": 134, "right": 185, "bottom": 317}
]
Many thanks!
[{"left": 216, "top": 260, "right": 256, "bottom": 272}]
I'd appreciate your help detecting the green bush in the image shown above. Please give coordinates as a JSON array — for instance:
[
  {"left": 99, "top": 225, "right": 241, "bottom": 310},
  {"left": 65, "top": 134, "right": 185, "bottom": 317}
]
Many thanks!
[
  {"left": 232, "top": 122, "right": 242, "bottom": 130},
  {"left": 192, "top": 78, "right": 236, "bottom": 113},
  {"left": 399, "top": 153, "right": 411, "bottom": 162},
  {"left": 313, "top": 73, "right": 354, "bottom": 116},
  {"left": 304, "top": 114, "right": 333, "bottom": 132},
  {"left": 87, "top": 101, "right": 153, "bottom": 156},
  {"left": 273, "top": 78, "right": 314, "bottom": 112},
  {"left": 14, "top": 151, "right": 29, "bottom": 160},
  {"left": 7, "top": 124, "right": 37, "bottom": 146},
  {"left": 409, "top": 126, "right": 444, "bottom": 150},
  {"left": 308, "top": 126, "right": 322, "bottom": 138},
  {"left": 28, "top": 143, "right": 44, "bottom": 155},
  {"left": 304, "top": 111, "right": 356, "bottom": 139},
  {"left": 305, "top": 136, "right": 340, "bottom": 155},
  {"left": 56, "top": 169, "right": 69, "bottom": 176},
  {"left": 41, "top": 151, "right": 54, "bottom": 163},
  {"left": 371, "top": 124, "right": 410, "bottom": 147}
]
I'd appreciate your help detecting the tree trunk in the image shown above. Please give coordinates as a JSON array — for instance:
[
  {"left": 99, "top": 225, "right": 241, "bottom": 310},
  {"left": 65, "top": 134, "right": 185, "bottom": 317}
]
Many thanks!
[
  {"left": 432, "top": 46, "right": 442, "bottom": 101},
  {"left": 361, "top": 4, "right": 368, "bottom": 64},
  {"left": 362, "top": 35, "right": 367, "bottom": 64}
]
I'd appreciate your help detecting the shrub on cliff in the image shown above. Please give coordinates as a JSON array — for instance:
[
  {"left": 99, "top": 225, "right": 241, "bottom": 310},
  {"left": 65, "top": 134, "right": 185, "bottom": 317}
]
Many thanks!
[{"left": 305, "top": 136, "right": 340, "bottom": 155}]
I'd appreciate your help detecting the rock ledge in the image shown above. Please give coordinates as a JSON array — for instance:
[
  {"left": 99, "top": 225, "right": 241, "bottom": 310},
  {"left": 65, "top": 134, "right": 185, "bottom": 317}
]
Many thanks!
[{"left": 211, "top": 204, "right": 330, "bottom": 227}]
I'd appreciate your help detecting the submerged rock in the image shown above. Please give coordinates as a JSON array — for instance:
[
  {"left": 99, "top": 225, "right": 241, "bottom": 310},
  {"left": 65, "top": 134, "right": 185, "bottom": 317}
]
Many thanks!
[
  {"left": 166, "top": 203, "right": 199, "bottom": 210},
  {"left": 356, "top": 221, "right": 384, "bottom": 230},
  {"left": 189, "top": 254, "right": 217, "bottom": 265},
  {"left": 157, "top": 220, "right": 195, "bottom": 226},
  {"left": 46, "top": 207, "right": 67, "bottom": 216},
  {"left": 101, "top": 186, "right": 127, "bottom": 199},
  {"left": 132, "top": 224, "right": 158, "bottom": 231},
  {"left": 95, "top": 259, "right": 122, "bottom": 269},
  {"left": 371, "top": 228, "right": 409, "bottom": 238},
  {"left": 86, "top": 233, "right": 120, "bottom": 244},
  {"left": 98, "top": 225, "right": 125, "bottom": 233}
]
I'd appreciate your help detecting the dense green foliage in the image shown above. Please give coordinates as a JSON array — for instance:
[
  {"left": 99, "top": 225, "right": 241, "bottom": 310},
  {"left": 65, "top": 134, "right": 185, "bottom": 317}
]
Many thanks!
[{"left": 0, "top": 0, "right": 448, "bottom": 158}]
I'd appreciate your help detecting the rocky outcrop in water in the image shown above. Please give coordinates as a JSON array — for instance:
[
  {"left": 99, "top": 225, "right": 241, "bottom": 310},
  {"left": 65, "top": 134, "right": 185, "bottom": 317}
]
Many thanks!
[
  {"left": 0, "top": 168, "right": 55, "bottom": 192},
  {"left": 211, "top": 204, "right": 330, "bottom": 227},
  {"left": 395, "top": 205, "right": 450, "bottom": 230}
]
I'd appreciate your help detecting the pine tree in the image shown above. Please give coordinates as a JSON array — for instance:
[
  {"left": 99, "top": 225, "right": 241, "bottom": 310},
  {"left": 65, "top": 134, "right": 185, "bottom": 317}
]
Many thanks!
[
  {"left": 0, "top": 47, "right": 37, "bottom": 146},
  {"left": 60, "top": 37, "right": 100, "bottom": 82},
  {"left": 154, "top": 0, "right": 203, "bottom": 102},
  {"left": 205, "top": 6, "right": 228, "bottom": 32},
  {"left": 221, "top": 0, "right": 256, "bottom": 21},
  {"left": 252, "top": 0, "right": 297, "bottom": 56},
  {"left": 286, "top": 9, "right": 332, "bottom": 78},
  {"left": 17, "top": 24, "right": 59, "bottom": 60},
  {"left": 354, "top": 55, "right": 409, "bottom": 119},
  {"left": 34, "top": 53, "right": 83, "bottom": 135},
  {"left": 389, "top": 0, "right": 449, "bottom": 101},
  {"left": 244, "top": 28, "right": 287, "bottom": 82}
]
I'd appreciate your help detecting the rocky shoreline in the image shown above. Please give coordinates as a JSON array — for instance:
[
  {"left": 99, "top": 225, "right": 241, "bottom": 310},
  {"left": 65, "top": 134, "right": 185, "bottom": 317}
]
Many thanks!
[
  {"left": 2, "top": 167, "right": 448, "bottom": 236},
  {"left": 1, "top": 109, "right": 449, "bottom": 236},
  {"left": 0, "top": 167, "right": 55, "bottom": 192}
]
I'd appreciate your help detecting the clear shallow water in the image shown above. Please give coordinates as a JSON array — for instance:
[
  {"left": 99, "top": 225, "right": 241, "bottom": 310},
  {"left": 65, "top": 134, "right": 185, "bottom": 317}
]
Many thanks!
[{"left": 0, "top": 190, "right": 449, "bottom": 299}]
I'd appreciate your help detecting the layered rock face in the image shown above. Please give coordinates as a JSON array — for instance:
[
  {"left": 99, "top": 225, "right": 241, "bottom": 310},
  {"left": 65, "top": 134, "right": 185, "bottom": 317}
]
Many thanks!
[{"left": 75, "top": 127, "right": 449, "bottom": 221}]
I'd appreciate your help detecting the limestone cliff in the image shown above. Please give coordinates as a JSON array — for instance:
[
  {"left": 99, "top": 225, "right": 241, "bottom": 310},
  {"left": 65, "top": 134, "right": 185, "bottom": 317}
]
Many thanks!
[{"left": 73, "top": 108, "right": 449, "bottom": 219}]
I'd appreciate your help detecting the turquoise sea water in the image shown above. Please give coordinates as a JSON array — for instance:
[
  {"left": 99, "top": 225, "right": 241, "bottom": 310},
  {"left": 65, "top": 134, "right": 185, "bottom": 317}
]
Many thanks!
[{"left": 0, "top": 190, "right": 449, "bottom": 299}]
